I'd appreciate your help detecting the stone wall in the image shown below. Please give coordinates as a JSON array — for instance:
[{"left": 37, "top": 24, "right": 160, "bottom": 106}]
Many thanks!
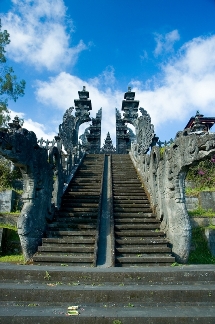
[{"left": 130, "top": 130, "right": 215, "bottom": 263}]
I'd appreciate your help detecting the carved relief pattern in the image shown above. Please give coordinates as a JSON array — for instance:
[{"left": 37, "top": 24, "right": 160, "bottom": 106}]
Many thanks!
[
  {"left": 59, "top": 107, "right": 76, "bottom": 152},
  {"left": 135, "top": 108, "right": 155, "bottom": 154}
]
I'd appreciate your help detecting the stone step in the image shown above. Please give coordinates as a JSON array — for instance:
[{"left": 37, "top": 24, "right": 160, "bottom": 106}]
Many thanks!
[
  {"left": 115, "top": 230, "right": 165, "bottom": 237},
  {"left": 33, "top": 256, "right": 93, "bottom": 263},
  {"left": 62, "top": 197, "right": 100, "bottom": 202},
  {"left": 114, "top": 218, "right": 160, "bottom": 223},
  {"left": 48, "top": 220, "right": 97, "bottom": 227},
  {"left": 116, "top": 246, "right": 172, "bottom": 253},
  {"left": 42, "top": 238, "right": 95, "bottom": 244},
  {"left": 115, "top": 256, "right": 175, "bottom": 264},
  {"left": 55, "top": 212, "right": 98, "bottom": 217},
  {"left": 47, "top": 224, "right": 97, "bottom": 230},
  {"left": 61, "top": 202, "right": 99, "bottom": 207},
  {"left": 46, "top": 230, "right": 96, "bottom": 236},
  {"left": 114, "top": 203, "right": 151, "bottom": 208},
  {"left": 114, "top": 207, "right": 152, "bottom": 213},
  {"left": 1, "top": 282, "right": 214, "bottom": 303},
  {"left": 115, "top": 238, "right": 168, "bottom": 245},
  {"left": 1, "top": 304, "right": 215, "bottom": 323},
  {"left": 60, "top": 207, "right": 99, "bottom": 212},
  {"left": 114, "top": 212, "right": 156, "bottom": 217},
  {"left": 115, "top": 224, "right": 160, "bottom": 230},
  {"left": 113, "top": 196, "right": 149, "bottom": 204},
  {"left": 1, "top": 264, "right": 215, "bottom": 284}
]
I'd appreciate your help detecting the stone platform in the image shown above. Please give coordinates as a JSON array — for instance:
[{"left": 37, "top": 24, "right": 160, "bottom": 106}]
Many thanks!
[{"left": 0, "top": 263, "right": 215, "bottom": 323}]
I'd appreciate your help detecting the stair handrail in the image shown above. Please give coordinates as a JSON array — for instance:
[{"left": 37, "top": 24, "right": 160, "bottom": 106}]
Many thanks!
[
  {"left": 109, "top": 154, "right": 115, "bottom": 266},
  {"left": 93, "top": 154, "right": 105, "bottom": 267}
]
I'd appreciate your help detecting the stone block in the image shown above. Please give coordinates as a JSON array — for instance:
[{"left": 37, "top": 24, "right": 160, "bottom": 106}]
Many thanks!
[
  {"left": 185, "top": 196, "right": 199, "bottom": 211},
  {"left": 0, "top": 190, "right": 16, "bottom": 213},
  {"left": 199, "top": 192, "right": 215, "bottom": 212},
  {"left": 190, "top": 217, "right": 215, "bottom": 228},
  {"left": 204, "top": 229, "right": 215, "bottom": 256},
  {"left": 0, "top": 228, "right": 3, "bottom": 251}
]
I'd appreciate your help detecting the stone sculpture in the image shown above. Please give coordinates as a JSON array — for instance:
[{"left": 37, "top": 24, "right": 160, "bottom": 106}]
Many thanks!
[
  {"left": 0, "top": 120, "right": 54, "bottom": 260},
  {"left": 130, "top": 129, "right": 215, "bottom": 263}
]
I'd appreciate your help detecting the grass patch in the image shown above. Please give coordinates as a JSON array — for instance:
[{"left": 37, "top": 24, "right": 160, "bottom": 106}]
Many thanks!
[
  {"left": 0, "top": 223, "right": 17, "bottom": 230},
  {"left": 186, "top": 186, "right": 215, "bottom": 197},
  {"left": 0, "top": 253, "right": 24, "bottom": 263},
  {"left": 188, "top": 227, "right": 215, "bottom": 264},
  {"left": 188, "top": 207, "right": 215, "bottom": 217}
]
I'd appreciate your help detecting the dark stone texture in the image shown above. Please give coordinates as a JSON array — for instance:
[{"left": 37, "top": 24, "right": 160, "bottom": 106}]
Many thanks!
[
  {"left": 0, "top": 129, "right": 54, "bottom": 260},
  {"left": 86, "top": 108, "right": 102, "bottom": 153},
  {"left": 130, "top": 130, "right": 215, "bottom": 263}
]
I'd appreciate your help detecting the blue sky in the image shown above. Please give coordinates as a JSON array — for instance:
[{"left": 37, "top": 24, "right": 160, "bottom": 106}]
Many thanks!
[{"left": 1, "top": 0, "right": 215, "bottom": 145}]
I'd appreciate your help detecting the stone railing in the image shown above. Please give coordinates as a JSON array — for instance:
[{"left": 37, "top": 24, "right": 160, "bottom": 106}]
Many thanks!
[
  {"left": 0, "top": 125, "right": 85, "bottom": 261},
  {"left": 130, "top": 130, "right": 215, "bottom": 263}
]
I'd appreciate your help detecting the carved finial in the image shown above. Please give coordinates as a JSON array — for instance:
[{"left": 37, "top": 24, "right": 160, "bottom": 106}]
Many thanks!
[
  {"left": 83, "top": 86, "right": 86, "bottom": 91},
  {"left": 128, "top": 86, "right": 131, "bottom": 92}
]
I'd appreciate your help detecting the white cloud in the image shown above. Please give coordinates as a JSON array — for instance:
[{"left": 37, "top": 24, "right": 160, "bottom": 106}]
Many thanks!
[
  {"left": 35, "top": 71, "right": 123, "bottom": 145},
  {"left": 134, "top": 34, "right": 215, "bottom": 129},
  {"left": 34, "top": 34, "right": 215, "bottom": 144},
  {"left": 1, "top": 0, "right": 87, "bottom": 71},
  {"left": 154, "top": 30, "right": 180, "bottom": 56}
]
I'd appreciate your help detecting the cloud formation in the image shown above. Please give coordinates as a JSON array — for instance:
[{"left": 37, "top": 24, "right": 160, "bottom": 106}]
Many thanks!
[
  {"left": 35, "top": 71, "right": 122, "bottom": 144},
  {"left": 154, "top": 30, "right": 180, "bottom": 56},
  {"left": 1, "top": 0, "right": 87, "bottom": 71},
  {"left": 35, "top": 34, "right": 215, "bottom": 142}
]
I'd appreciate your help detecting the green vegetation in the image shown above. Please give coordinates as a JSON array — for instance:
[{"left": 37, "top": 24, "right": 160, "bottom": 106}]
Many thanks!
[
  {"left": 159, "top": 147, "right": 166, "bottom": 159},
  {"left": 186, "top": 157, "right": 215, "bottom": 193},
  {"left": 0, "top": 158, "right": 22, "bottom": 191},
  {"left": 186, "top": 186, "right": 215, "bottom": 197},
  {"left": 188, "top": 207, "right": 215, "bottom": 217},
  {"left": 0, "top": 224, "right": 24, "bottom": 263},
  {"left": 188, "top": 227, "right": 215, "bottom": 264},
  {"left": 0, "top": 19, "right": 25, "bottom": 126}
]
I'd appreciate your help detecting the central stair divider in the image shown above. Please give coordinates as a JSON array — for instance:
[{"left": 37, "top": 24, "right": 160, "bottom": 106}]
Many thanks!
[{"left": 96, "top": 154, "right": 115, "bottom": 267}]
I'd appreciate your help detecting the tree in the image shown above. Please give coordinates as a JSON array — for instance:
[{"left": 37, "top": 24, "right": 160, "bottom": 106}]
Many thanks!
[{"left": 0, "top": 19, "right": 26, "bottom": 126}]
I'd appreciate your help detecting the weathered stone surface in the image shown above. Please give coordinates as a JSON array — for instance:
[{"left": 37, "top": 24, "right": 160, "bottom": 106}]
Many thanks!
[
  {"left": 199, "top": 191, "right": 215, "bottom": 212},
  {"left": 130, "top": 130, "right": 215, "bottom": 263},
  {"left": 185, "top": 196, "right": 199, "bottom": 211},
  {"left": 0, "top": 129, "right": 54, "bottom": 260},
  {"left": 190, "top": 217, "right": 215, "bottom": 228},
  {"left": 0, "top": 190, "right": 16, "bottom": 213},
  {"left": 59, "top": 86, "right": 93, "bottom": 152},
  {"left": 86, "top": 108, "right": 102, "bottom": 153},
  {"left": 204, "top": 228, "right": 215, "bottom": 256}
]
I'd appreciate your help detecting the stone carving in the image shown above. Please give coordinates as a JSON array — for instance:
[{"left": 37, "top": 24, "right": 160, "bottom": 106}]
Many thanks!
[
  {"left": 86, "top": 108, "right": 102, "bottom": 153},
  {"left": 120, "top": 88, "right": 155, "bottom": 154},
  {"left": 135, "top": 108, "right": 155, "bottom": 154},
  {"left": 130, "top": 129, "right": 215, "bottom": 263},
  {"left": 116, "top": 108, "right": 130, "bottom": 154},
  {"left": 0, "top": 116, "right": 85, "bottom": 261},
  {"left": 101, "top": 132, "right": 116, "bottom": 153},
  {"left": 59, "top": 86, "right": 92, "bottom": 152},
  {"left": 0, "top": 126, "right": 54, "bottom": 260},
  {"left": 59, "top": 107, "right": 76, "bottom": 152}
]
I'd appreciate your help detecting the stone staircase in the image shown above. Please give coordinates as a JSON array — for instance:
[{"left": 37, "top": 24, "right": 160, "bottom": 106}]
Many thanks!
[
  {"left": 0, "top": 263, "right": 215, "bottom": 323},
  {"left": 112, "top": 154, "right": 175, "bottom": 266},
  {"left": 33, "top": 154, "right": 104, "bottom": 266}
]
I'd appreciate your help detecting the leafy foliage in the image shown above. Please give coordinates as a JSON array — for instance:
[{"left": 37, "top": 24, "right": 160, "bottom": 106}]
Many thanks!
[
  {"left": 186, "top": 156, "right": 215, "bottom": 190},
  {"left": 0, "top": 157, "right": 22, "bottom": 190},
  {"left": 188, "top": 227, "right": 215, "bottom": 264},
  {"left": 0, "top": 19, "right": 26, "bottom": 126}
]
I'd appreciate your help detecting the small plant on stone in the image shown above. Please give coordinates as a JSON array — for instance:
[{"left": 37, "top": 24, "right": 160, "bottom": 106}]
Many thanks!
[
  {"left": 112, "top": 320, "right": 122, "bottom": 324},
  {"left": 44, "top": 271, "right": 51, "bottom": 280}
]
